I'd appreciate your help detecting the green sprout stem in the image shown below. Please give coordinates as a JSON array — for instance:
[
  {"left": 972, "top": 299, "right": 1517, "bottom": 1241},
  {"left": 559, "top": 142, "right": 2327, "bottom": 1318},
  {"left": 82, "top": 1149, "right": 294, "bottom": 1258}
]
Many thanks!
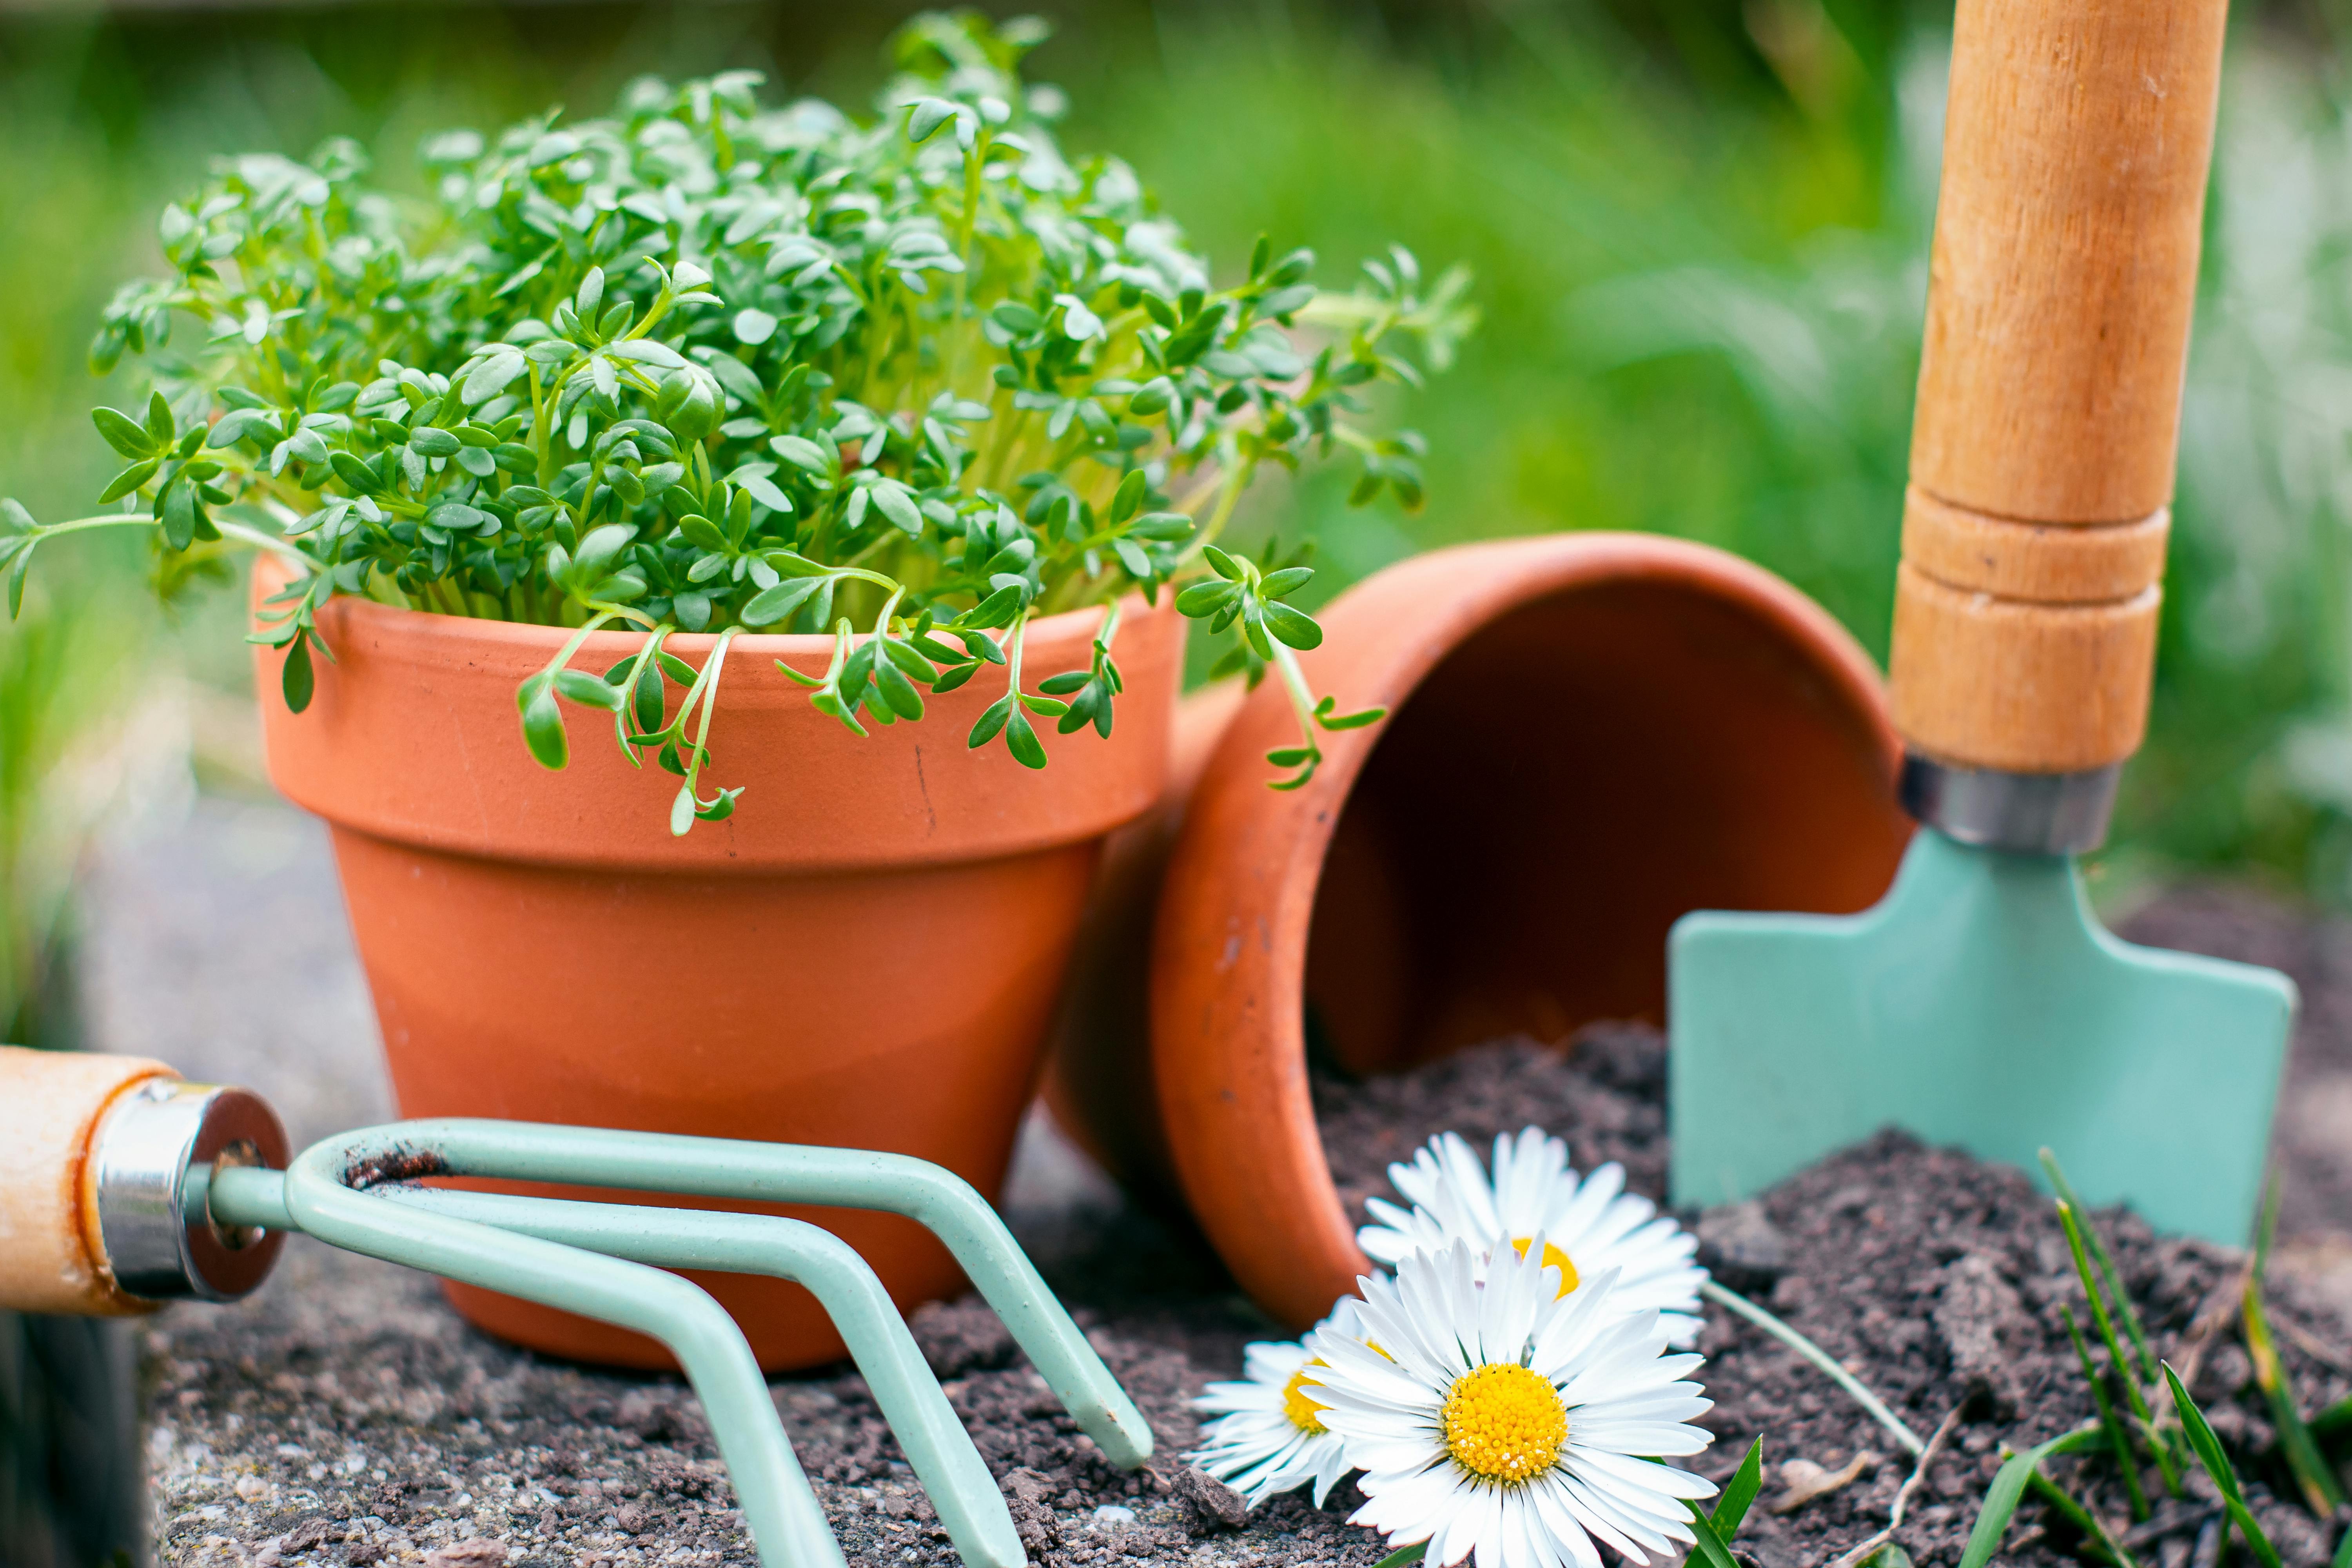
[{"left": 1699, "top": 1278, "right": 1926, "bottom": 1457}]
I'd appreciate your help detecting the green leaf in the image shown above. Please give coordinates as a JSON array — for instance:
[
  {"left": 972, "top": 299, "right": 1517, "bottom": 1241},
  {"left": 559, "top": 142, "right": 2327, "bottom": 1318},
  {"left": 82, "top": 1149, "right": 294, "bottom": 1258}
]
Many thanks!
[
  {"left": 554, "top": 669, "right": 625, "bottom": 711},
  {"left": 145, "top": 389, "right": 177, "bottom": 450},
  {"left": 208, "top": 407, "right": 280, "bottom": 450},
  {"left": 1176, "top": 580, "right": 1240, "bottom": 618},
  {"left": 1957, "top": 1428, "right": 2104, "bottom": 1568},
  {"left": 741, "top": 576, "right": 826, "bottom": 627},
  {"left": 6, "top": 547, "right": 30, "bottom": 619},
  {"left": 463, "top": 347, "right": 530, "bottom": 405},
  {"left": 281, "top": 632, "right": 316, "bottom": 713},
  {"left": 670, "top": 782, "right": 697, "bottom": 837},
  {"left": 1367, "top": 1545, "right": 1427, "bottom": 1568},
  {"left": 1316, "top": 697, "right": 1387, "bottom": 731},
  {"left": 772, "top": 436, "right": 834, "bottom": 477},
  {"left": 1263, "top": 601, "right": 1324, "bottom": 650},
  {"left": 1109, "top": 468, "right": 1147, "bottom": 524},
  {"left": 1710, "top": 1438, "right": 1764, "bottom": 1541},
  {"left": 1260, "top": 566, "right": 1314, "bottom": 599},
  {"left": 161, "top": 485, "right": 198, "bottom": 552},
  {"left": 874, "top": 654, "right": 925, "bottom": 720},
  {"left": 969, "top": 693, "right": 1013, "bottom": 748},
  {"left": 517, "top": 676, "right": 569, "bottom": 769},
  {"left": 906, "top": 96, "right": 959, "bottom": 144},
  {"left": 92, "top": 406, "right": 155, "bottom": 459},
  {"left": 1680, "top": 1504, "right": 1742, "bottom": 1568},
  {"left": 677, "top": 514, "right": 730, "bottom": 552},
  {"left": 1203, "top": 544, "right": 1245, "bottom": 581},
  {"left": 2164, "top": 1364, "right": 2280, "bottom": 1568},
  {"left": 871, "top": 483, "right": 924, "bottom": 536},
  {"left": 0, "top": 499, "right": 33, "bottom": 537},
  {"left": 882, "top": 638, "right": 938, "bottom": 681},
  {"left": 1005, "top": 709, "right": 1047, "bottom": 769},
  {"left": 961, "top": 584, "right": 1024, "bottom": 630},
  {"left": 100, "top": 459, "right": 162, "bottom": 504}
]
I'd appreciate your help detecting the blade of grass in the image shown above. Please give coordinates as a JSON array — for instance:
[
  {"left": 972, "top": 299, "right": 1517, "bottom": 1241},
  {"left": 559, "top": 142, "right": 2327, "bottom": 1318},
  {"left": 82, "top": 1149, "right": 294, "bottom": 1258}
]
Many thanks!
[
  {"left": 1957, "top": 1425, "right": 2105, "bottom": 1568},
  {"left": 2043, "top": 1151, "right": 2160, "bottom": 1384},
  {"left": 2057, "top": 1198, "right": 2183, "bottom": 1496},
  {"left": 2244, "top": 1180, "right": 2345, "bottom": 1515},
  {"left": 1700, "top": 1279, "right": 1925, "bottom": 1456},
  {"left": 1710, "top": 1436, "right": 1764, "bottom": 1540},
  {"left": 2163, "top": 1362, "right": 2283, "bottom": 1568},
  {"left": 2024, "top": 1470, "right": 2143, "bottom": 1568},
  {"left": 2063, "top": 1301, "right": 2151, "bottom": 1521},
  {"left": 2313, "top": 1396, "right": 2352, "bottom": 1445},
  {"left": 1369, "top": 1544, "right": 1427, "bottom": 1568},
  {"left": 1682, "top": 1503, "right": 1743, "bottom": 1568}
]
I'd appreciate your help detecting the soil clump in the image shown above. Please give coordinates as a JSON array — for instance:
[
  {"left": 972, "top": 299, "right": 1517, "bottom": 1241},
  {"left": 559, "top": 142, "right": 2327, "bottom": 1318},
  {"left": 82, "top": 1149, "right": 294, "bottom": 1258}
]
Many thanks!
[{"left": 1318, "top": 1025, "right": 2352, "bottom": 1568}]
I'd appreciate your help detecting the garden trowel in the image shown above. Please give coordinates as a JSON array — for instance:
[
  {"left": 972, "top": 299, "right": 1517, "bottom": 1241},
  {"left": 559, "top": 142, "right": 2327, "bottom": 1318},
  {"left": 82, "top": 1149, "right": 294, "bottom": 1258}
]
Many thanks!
[{"left": 1666, "top": 0, "right": 2296, "bottom": 1245}]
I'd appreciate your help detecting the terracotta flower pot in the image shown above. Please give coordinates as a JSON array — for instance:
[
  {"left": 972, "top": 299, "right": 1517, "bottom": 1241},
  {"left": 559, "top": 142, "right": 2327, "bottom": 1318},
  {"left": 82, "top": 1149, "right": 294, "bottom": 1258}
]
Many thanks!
[
  {"left": 250, "top": 557, "right": 1182, "bottom": 1370},
  {"left": 1120, "top": 534, "right": 1911, "bottom": 1329}
]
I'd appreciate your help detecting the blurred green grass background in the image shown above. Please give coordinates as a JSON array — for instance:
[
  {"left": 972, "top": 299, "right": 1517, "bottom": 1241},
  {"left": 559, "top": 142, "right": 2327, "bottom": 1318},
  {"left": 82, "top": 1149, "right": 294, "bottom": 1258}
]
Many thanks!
[{"left": 4, "top": 0, "right": 2352, "bottom": 1043}]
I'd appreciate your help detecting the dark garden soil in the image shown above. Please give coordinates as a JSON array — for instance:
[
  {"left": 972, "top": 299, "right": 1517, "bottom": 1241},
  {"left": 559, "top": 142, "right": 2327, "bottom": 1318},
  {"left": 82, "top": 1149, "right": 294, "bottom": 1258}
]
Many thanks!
[{"left": 142, "top": 882, "right": 2352, "bottom": 1568}]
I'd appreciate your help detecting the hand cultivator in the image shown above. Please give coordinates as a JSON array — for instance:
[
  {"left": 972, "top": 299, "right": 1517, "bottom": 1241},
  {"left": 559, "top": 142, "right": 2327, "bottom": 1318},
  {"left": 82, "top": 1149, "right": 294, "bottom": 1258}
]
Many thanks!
[{"left": 0, "top": 1046, "right": 1152, "bottom": 1568}]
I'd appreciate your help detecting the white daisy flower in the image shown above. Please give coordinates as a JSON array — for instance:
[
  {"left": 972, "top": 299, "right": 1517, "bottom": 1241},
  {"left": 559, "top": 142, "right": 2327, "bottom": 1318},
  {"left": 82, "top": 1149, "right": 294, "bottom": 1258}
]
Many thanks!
[
  {"left": 1303, "top": 1240, "right": 1716, "bottom": 1568},
  {"left": 1357, "top": 1128, "right": 1706, "bottom": 1346},
  {"left": 1185, "top": 1295, "right": 1368, "bottom": 1507}
]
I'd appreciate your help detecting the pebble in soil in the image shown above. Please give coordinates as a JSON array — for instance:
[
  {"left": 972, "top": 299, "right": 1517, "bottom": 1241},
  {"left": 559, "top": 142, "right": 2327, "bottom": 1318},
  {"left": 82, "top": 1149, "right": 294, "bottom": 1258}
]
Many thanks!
[{"left": 147, "top": 1026, "right": 2352, "bottom": 1568}]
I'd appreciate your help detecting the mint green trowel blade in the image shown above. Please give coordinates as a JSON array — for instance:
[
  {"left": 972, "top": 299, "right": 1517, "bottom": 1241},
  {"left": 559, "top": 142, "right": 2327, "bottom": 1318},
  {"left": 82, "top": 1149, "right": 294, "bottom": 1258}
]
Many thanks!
[{"left": 1668, "top": 829, "right": 2296, "bottom": 1242}]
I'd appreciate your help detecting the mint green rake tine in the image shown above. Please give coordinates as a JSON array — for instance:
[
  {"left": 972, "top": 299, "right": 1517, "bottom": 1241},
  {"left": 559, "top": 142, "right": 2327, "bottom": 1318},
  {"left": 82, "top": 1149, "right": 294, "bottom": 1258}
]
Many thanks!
[
  {"left": 377, "top": 1118, "right": 1154, "bottom": 1468},
  {"left": 381, "top": 1185, "right": 1027, "bottom": 1568},
  {"left": 211, "top": 1153, "right": 839, "bottom": 1568}
]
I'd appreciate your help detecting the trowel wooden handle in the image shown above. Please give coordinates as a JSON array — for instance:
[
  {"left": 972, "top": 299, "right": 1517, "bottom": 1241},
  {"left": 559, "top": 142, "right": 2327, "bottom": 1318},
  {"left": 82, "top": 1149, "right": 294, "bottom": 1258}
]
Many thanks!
[
  {"left": 0, "top": 1046, "right": 178, "bottom": 1315},
  {"left": 1890, "top": 0, "right": 2226, "bottom": 774}
]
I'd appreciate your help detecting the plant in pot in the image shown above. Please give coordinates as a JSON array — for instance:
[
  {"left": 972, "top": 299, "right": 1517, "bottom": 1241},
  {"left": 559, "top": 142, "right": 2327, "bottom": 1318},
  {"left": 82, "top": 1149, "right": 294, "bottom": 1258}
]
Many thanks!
[{"left": 0, "top": 14, "right": 1468, "bottom": 1368}]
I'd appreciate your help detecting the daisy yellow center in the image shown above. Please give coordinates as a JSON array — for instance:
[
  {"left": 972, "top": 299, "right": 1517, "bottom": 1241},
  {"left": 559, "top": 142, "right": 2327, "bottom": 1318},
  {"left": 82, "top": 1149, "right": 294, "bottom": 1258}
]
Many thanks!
[
  {"left": 1441, "top": 1363, "right": 1567, "bottom": 1484},
  {"left": 1280, "top": 1364, "right": 1330, "bottom": 1434},
  {"left": 1508, "top": 1236, "right": 1581, "bottom": 1296}
]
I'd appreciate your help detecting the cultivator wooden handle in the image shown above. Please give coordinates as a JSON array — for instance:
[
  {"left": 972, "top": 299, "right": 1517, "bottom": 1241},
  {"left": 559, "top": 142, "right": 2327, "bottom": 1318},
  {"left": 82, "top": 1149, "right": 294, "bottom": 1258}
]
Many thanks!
[
  {"left": 0, "top": 1045, "right": 285, "bottom": 1315},
  {"left": 1890, "top": 0, "right": 2227, "bottom": 849}
]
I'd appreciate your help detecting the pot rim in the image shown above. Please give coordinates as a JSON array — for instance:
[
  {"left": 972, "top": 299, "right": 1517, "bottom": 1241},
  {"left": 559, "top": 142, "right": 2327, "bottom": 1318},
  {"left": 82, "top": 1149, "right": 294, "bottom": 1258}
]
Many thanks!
[
  {"left": 261, "top": 553, "right": 1147, "bottom": 667},
  {"left": 252, "top": 556, "right": 1187, "bottom": 875}
]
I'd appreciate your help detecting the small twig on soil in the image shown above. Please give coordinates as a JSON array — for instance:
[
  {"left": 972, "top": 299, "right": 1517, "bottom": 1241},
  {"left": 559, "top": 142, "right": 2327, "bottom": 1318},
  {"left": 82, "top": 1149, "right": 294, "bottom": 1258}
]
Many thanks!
[
  {"left": 2118, "top": 1501, "right": 2221, "bottom": 1551},
  {"left": 1700, "top": 1279, "right": 1927, "bottom": 1457},
  {"left": 1827, "top": 1405, "right": 1963, "bottom": 1568},
  {"left": 2274, "top": 1314, "right": 2352, "bottom": 1375},
  {"left": 2172, "top": 1259, "right": 2254, "bottom": 1398}
]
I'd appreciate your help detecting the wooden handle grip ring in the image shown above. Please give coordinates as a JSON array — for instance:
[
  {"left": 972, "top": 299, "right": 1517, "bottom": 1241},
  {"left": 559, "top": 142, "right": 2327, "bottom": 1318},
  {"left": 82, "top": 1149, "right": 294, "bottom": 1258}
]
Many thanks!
[{"left": 1891, "top": 0, "right": 2227, "bottom": 775}]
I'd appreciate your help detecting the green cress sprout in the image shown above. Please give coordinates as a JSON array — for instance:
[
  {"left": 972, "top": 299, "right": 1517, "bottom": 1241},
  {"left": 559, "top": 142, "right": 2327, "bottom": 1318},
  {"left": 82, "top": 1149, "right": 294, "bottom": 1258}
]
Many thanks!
[{"left": 0, "top": 13, "right": 1473, "bottom": 830}]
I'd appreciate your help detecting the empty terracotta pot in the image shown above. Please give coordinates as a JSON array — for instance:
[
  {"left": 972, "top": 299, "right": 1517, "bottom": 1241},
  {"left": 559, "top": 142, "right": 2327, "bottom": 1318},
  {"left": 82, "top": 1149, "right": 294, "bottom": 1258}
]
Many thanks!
[
  {"left": 1136, "top": 534, "right": 1912, "bottom": 1329},
  {"left": 251, "top": 557, "right": 1181, "bottom": 1370}
]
